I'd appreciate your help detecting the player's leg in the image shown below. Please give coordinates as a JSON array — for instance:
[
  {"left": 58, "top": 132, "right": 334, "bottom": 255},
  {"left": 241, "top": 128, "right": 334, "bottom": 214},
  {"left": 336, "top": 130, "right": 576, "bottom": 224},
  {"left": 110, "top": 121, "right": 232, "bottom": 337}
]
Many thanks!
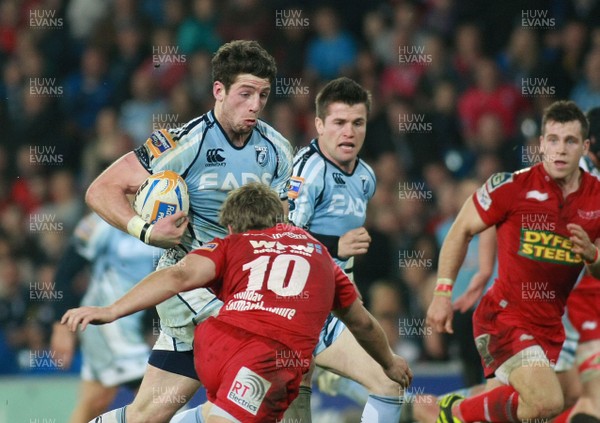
[
  {"left": 443, "top": 346, "right": 563, "bottom": 422},
  {"left": 69, "top": 380, "right": 119, "bottom": 423},
  {"left": 570, "top": 340, "right": 600, "bottom": 421},
  {"left": 315, "top": 326, "right": 402, "bottom": 423},
  {"left": 282, "top": 361, "right": 313, "bottom": 422}
]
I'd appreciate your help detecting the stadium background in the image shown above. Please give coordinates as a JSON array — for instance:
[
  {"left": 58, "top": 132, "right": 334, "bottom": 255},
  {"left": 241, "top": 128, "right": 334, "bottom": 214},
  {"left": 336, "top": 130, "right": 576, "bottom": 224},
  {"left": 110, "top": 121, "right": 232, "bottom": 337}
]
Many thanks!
[{"left": 1, "top": 0, "right": 599, "bottom": 421}]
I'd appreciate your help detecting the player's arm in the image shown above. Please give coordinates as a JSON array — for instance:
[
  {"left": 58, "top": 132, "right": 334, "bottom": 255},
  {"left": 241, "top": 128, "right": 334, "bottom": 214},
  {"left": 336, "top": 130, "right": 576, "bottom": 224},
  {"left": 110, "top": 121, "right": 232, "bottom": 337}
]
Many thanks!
[
  {"left": 61, "top": 254, "right": 216, "bottom": 332},
  {"left": 50, "top": 242, "right": 90, "bottom": 369},
  {"left": 334, "top": 299, "right": 412, "bottom": 388},
  {"left": 568, "top": 223, "right": 600, "bottom": 279},
  {"left": 454, "top": 226, "right": 497, "bottom": 313},
  {"left": 85, "top": 152, "right": 187, "bottom": 247},
  {"left": 426, "top": 197, "right": 490, "bottom": 334}
]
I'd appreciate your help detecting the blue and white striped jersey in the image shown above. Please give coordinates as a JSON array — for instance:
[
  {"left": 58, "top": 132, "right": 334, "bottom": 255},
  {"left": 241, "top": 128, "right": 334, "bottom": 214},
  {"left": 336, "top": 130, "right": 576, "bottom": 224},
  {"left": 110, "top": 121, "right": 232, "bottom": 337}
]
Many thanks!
[
  {"left": 75, "top": 213, "right": 161, "bottom": 307},
  {"left": 288, "top": 139, "right": 376, "bottom": 268},
  {"left": 135, "top": 110, "right": 294, "bottom": 247}
]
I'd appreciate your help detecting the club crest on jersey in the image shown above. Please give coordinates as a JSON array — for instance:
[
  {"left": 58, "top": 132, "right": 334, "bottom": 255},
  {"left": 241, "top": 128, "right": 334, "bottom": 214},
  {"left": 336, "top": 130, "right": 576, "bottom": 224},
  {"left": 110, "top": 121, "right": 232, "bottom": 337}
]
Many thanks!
[
  {"left": 146, "top": 129, "right": 176, "bottom": 158},
  {"left": 255, "top": 146, "right": 269, "bottom": 167},
  {"left": 360, "top": 175, "right": 370, "bottom": 195},
  {"left": 227, "top": 367, "right": 271, "bottom": 415}
]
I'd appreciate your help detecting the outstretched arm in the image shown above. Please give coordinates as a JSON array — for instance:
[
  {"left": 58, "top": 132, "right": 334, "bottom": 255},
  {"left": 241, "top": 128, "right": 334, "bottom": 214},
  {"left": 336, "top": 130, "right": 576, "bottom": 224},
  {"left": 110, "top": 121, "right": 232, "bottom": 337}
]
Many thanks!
[
  {"left": 334, "top": 299, "right": 413, "bottom": 388},
  {"left": 61, "top": 254, "right": 216, "bottom": 331}
]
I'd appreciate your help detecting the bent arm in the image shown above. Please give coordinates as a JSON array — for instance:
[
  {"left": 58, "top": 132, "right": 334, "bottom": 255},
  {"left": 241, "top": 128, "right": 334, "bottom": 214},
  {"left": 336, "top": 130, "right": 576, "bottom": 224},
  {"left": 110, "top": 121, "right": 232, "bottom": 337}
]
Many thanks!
[{"left": 85, "top": 152, "right": 150, "bottom": 232}]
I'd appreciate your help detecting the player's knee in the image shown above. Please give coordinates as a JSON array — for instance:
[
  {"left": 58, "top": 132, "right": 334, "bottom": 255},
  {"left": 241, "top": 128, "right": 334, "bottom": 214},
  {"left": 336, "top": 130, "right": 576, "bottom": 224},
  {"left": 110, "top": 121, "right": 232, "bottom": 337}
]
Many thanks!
[{"left": 127, "top": 401, "right": 179, "bottom": 423}]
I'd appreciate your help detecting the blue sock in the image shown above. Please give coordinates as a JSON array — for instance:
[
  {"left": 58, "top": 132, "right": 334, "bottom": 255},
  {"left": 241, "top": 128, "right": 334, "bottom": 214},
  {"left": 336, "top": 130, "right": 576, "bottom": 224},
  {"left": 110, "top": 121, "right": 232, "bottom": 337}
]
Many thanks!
[{"left": 360, "top": 394, "right": 402, "bottom": 423}]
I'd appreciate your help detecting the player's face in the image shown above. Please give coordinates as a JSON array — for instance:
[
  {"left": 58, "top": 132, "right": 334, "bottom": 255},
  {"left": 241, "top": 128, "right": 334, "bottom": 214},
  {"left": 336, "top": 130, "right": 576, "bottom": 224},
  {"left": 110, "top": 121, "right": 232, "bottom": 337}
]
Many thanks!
[
  {"left": 540, "top": 119, "right": 589, "bottom": 181},
  {"left": 214, "top": 73, "right": 271, "bottom": 143},
  {"left": 315, "top": 102, "right": 367, "bottom": 173}
]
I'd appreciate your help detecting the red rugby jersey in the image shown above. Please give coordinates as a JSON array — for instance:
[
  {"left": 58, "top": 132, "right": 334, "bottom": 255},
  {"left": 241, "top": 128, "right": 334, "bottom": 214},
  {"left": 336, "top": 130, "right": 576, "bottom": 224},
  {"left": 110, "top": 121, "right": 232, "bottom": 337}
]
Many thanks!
[
  {"left": 190, "top": 225, "right": 358, "bottom": 362},
  {"left": 473, "top": 163, "right": 600, "bottom": 327}
]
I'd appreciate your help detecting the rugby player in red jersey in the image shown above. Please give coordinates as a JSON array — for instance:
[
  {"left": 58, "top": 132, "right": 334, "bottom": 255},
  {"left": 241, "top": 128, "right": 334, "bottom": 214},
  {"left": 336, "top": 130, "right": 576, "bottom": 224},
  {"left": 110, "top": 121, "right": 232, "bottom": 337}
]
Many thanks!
[
  {"left": 427, "top": 100, "right": 600, "bottom": 423},
  {"left": 62, "top": 183, "right": 412, "bottom": 423}
]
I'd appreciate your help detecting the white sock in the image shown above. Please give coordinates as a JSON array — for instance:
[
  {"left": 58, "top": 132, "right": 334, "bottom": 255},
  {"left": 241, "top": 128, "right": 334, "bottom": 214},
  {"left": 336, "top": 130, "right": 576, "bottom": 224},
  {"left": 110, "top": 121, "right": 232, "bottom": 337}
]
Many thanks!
[
  {"left": 360, "top": 394, "right": 402, "bottom": 423},
  {"left": 90, "top": 406, "right": 127, "bottom": 423},
  {"left": 170, "top": 406, "right": 204, "bottom": 423}
]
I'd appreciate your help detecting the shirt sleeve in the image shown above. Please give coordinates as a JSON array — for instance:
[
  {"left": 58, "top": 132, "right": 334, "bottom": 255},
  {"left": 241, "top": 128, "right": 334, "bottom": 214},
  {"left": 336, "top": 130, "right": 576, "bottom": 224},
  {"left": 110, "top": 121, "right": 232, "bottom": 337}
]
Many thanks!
[
  {"left": 332, "top": 261, "right": 359, "bottom": 310},
  {"left": 472, "top": 172, "right": 514, "bottom": 226},
  {"left": 134, "top": 118, "right": 205, "bottom": 175},
  {"left": 288, "top": 153, "right": 325, "bottom": 229}
]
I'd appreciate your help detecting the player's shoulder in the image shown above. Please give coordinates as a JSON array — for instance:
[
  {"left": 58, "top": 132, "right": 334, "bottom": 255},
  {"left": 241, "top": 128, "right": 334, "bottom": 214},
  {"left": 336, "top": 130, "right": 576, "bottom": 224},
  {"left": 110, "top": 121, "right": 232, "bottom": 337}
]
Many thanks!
[
  {"left": 356, "top": 157, "right": 376, "bottom": 182},
  {"left": 293, "top": 141, "right": 325, "bottom": 175},
  {"left": 255, "top": 119, "right": 293, "bottom": 153}
]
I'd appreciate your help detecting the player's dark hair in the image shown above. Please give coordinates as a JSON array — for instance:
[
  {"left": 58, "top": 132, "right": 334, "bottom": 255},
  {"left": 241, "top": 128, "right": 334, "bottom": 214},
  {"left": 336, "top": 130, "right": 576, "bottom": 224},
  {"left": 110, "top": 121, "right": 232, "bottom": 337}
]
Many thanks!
[
  {"left": 586, "top": 107, "right": 600, "bottom": 156},
  {"left": 541, "top": 100, "right": 589, "bottom": 139},
  {"left": 219, "top": 182, "right": 282, "bottom": 233},
  {"left": 212, "top": 40, "right": 277, "bottom": 90},
  {"left": 315, "top": 77, "right": 372, "bottom": 120}
]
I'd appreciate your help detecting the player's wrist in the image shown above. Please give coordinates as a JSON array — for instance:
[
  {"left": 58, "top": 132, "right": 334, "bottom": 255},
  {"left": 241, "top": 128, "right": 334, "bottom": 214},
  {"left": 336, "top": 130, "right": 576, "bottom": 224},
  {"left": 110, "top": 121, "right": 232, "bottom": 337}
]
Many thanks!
[
  {"left": 584, "top": 246, "right": 600, "bottom": 266},
  {"left": 127, "top": 215, "right": 154, "bottom": 244},
  {"left": 433, "top": 277, "right": 454, "bottom": 298}
]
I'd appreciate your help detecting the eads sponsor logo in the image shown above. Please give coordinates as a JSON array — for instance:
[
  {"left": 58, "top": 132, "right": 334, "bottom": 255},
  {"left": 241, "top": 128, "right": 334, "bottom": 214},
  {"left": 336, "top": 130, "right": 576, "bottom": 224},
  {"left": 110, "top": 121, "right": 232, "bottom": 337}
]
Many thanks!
[{"left": 518, "top": 229, "right": 582, "bottom": 264}]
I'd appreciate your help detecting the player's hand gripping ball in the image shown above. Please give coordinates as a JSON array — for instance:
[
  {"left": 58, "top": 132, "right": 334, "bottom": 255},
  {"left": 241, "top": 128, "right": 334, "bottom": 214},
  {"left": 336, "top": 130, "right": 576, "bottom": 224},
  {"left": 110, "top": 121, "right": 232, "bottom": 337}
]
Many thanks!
[{"left": 134, "top": 170, "right": 189, "bottom": 225}]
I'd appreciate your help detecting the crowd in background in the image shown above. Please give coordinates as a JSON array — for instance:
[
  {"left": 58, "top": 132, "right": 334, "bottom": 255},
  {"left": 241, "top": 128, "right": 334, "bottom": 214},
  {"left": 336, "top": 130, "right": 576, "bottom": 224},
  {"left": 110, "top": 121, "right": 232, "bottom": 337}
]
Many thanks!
[{"left": 1, "top": 0, "right": 600, "bottom": 383}]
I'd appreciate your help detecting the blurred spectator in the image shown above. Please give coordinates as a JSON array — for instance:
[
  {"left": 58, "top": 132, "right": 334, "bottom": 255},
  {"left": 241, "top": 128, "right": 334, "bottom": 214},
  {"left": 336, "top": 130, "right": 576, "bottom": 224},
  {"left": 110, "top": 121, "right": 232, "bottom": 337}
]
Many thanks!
[
  {"left": 81, "top": 107, "right": 133, "bottom": 187},
  {"left": 183, "top": 50, "right": 213, "bottom": 107},
  {"left": 62, "top": 45, "right": 113, "bottom": 140},
  {"left": 497, "top": 26, "right": 541, "bottom": 86},
  {"left": 570, "top": 48, "right": 600, "bottom": 111},
  {"left": 451, "top": 22, "right": 484, "bottom": 83},
  {"left": 177, "top": 0, "right": 222, "bottom": 54},
  {"left": 218, "top": 0, "right": 270, "bottom": 45},
  {"left": 108, "top": 20, "right": 148, "bottom": 107},
  {"left": 305, "top": 6, "right": 357, "bottom": 81},
  {"left": 0, "top": 0, "right": 19, "bottom": 57},
  {"left": 423, "top": 0, "right": 457, "bottom": 38},
  {"left": 66, "top": 0, "right": 111, "bottom": 46},
  {"left": 457, "top": 57, "right": 530, "bottom": 142},
  {"left": 138, "top": 26, "right": 187, "bottom": 98},
  {"left": 119, "top": 69, "right": 168, "bottom": 146}
]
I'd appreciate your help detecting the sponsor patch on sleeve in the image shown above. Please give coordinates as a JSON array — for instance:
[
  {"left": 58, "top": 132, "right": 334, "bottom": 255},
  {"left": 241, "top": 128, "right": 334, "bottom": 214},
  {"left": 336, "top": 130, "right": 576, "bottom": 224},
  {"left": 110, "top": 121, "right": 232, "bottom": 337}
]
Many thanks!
[
  {"left": 145, "top": 129, "right": 176, "bottom": 158},
  {"left": 197, "top": 242, "right": 218, "bottom": 251},
  {"left": 475, "top": 185, "right": 492, "bottom": 211},
  {"left": 287, "top": 176, "right": 304, "bottom": 199}
]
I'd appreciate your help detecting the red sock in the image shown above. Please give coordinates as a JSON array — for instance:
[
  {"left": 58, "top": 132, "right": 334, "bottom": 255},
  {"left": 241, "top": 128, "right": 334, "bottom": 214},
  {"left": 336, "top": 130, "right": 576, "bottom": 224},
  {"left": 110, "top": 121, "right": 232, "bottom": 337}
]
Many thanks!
[
  {"left": 551, "top": 406, "right": 573, "bottom": 423},
  {"left": 458, "top": 385, "right": 519, "bottom": 422}
]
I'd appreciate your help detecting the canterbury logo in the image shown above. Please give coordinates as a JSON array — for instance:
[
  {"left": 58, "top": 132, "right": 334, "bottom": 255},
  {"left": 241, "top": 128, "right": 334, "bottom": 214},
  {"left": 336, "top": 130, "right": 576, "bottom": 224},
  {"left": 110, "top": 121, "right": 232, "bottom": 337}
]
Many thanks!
[
  {"left": 332, "top": 173, "right": 345, "bottom": 185},
  {"left": 206, "top": 148, "right": 225, "bottom": 164}
]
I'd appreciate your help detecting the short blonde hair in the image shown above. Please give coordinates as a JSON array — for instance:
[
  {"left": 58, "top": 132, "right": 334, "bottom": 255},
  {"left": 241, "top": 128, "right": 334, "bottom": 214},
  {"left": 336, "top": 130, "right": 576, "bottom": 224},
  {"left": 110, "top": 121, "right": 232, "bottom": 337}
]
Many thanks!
[{"left": 219, "top": 182, "right": 283, "bottom": 233}]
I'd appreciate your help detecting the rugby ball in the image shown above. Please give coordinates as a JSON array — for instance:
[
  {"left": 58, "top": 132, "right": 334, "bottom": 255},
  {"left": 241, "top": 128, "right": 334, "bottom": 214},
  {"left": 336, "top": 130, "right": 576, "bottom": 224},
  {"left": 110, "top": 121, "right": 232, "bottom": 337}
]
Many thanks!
[{"left": 134, "top": 170, "right": 189, "bottom": 224}]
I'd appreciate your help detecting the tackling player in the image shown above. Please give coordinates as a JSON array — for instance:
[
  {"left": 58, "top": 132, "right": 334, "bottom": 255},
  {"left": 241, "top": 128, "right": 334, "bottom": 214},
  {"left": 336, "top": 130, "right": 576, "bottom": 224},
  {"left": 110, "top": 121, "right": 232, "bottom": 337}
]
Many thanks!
[
  {"left": 287, "top": 77, "right": 404, "bottom": 422},
  {"left": 427, "top": 100, "right": 600, "bottom": 422},
  {"left": 49, "top": 213, "right": 161, "bottom": 422},
  {"left": 84, "top": 40, "right": 293, "bottom": 422},
  {"left": 62, "top": 183, "right": 413, "bottom": 423}
]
